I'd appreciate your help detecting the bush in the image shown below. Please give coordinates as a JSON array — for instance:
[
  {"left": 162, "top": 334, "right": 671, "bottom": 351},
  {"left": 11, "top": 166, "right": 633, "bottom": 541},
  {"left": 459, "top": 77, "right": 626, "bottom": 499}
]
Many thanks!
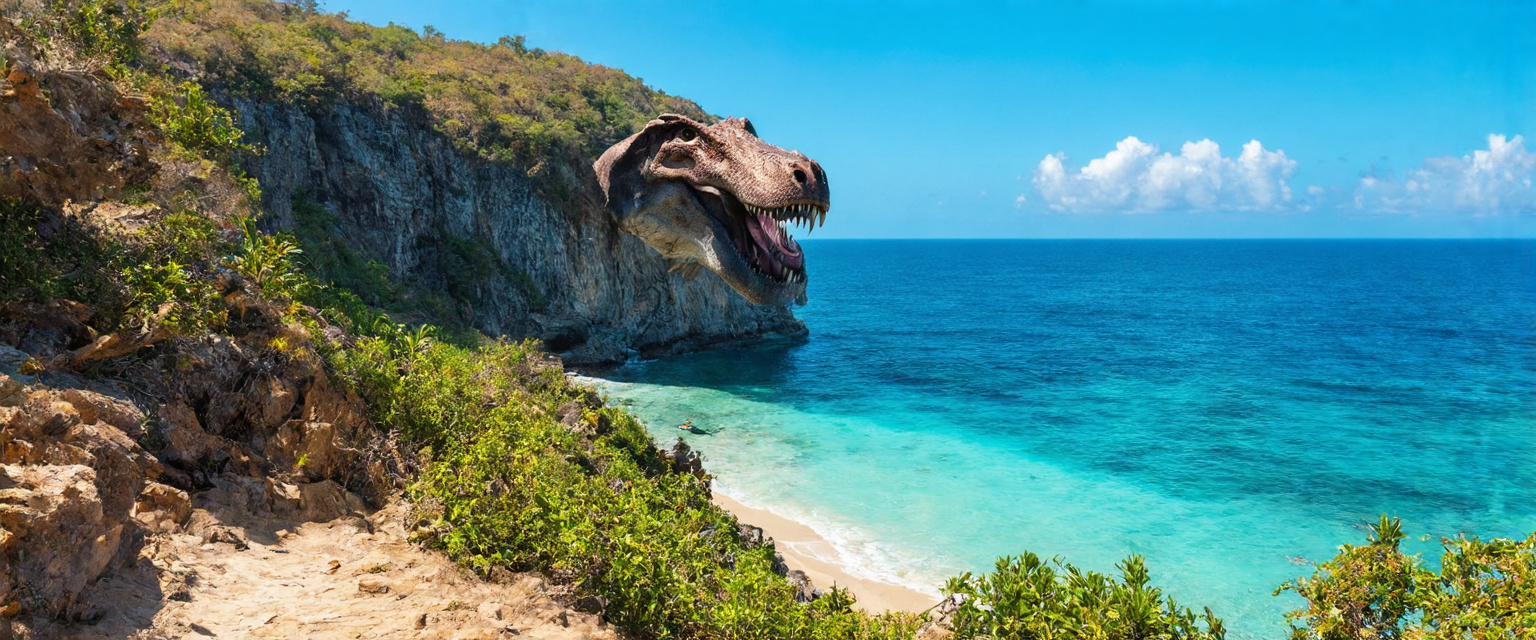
[
  {"left": 10, "top": 0, "right": 155, "bottom": 77},
  {"left": 1278, "top": 516, "right": 1535, "bottom": 640},
  {"left": 328, "top": 335, "right": 924, "bottom": 639},
  {"left": 943, "top": 553, "right": 1226, "bottom": 640}
]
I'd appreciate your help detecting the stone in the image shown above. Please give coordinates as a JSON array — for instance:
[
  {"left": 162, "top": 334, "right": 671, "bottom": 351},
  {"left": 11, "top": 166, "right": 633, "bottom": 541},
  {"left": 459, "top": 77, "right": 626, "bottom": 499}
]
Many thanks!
[
  {"left": 132, "top": 481, "right": 192, "bottom": 533},
  {"left": 251, "top": 376, "right": 297, "bottom": 430},
  {"left": 204, "top": 390, "right": 245, "bottom": 437},
  {"left": 357, "top": 575, "right": 390, "bottom": 594},
  {"left": 0, "top": 375, "right": 22, "bottom": 406},
  {"left": 60, "top": 388, "right": 144, "bottom": 435},
  {"left": 157, "top": 401, "right": 217, "bottom": 464},
  {"left": 0, "top": 464, "right": 119, "bottom": 616},
  {"left": 0, "top": 347, "right": 29, "bottom": 377},
  {"left": 8, "top": 392, "right": 80, "bottom": 440},
  {"left": 786, "top": 570, "right": 818, "bottom": 603},
  {"left": 737, "top": 522, "right": 767, "bottom": 549},
  {"left": 573, "top": 595, "right": 609, "bottom": 614},
  {"left": 300, "top": 371, "right": 366, "bottom": 435},
  {"left": 266, "top": 478, "right": 353, "bottom": 523},
  {"left": 476, "top": 601, "right": 506, "bottom": 621},
  {"left": 65, "top": 421, "right": 158, "bottom": 517}
]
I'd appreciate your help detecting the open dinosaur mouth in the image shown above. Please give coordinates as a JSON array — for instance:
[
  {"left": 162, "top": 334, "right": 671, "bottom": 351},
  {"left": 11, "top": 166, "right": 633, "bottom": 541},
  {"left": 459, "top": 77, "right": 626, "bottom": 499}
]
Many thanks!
[{"left": 703, "top": 190, "right": 826, "bottom": 285}]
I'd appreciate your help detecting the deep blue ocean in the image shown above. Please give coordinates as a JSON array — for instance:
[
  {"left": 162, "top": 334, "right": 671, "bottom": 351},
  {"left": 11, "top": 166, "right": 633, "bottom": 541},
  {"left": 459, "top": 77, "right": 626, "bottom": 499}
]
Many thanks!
[{"left": 589, "top": 240, "right": 1536, "bottom": 639}]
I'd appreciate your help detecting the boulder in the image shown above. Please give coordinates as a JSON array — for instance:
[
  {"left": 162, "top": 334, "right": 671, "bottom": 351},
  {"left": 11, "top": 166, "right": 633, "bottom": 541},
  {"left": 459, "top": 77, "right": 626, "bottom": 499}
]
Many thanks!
[
  {"left": 63, "top": 421, "right": 155, "bottom": 518},
  {"left": 0, "top": 348, "right": 28, "bottom": 377},
  {"left": 0, "top": 464, "right": 120, "bottom": 616},
  {"left": 132, "top": 482, "right": 191, "bottom": 533},
  {"left": 204, "top": 389, "right": 246, "bottom": 437},
  {"left": 265, "top": 478, "right": 358, "bottom": 523},
  {"left": 156, "top": 401, "right": 217, "bottom": 465},
  {"left": 250, "top": 376, "right": 296, "bottom": 430},
  {"left": 60, "top": 388, "right": 145, "bottom": 435},
  {"left": 0, "top": 375, "right": 22, "bottom": 407},
  {"left": 6, "top": 392, "right": 79, "bottom": 440}
]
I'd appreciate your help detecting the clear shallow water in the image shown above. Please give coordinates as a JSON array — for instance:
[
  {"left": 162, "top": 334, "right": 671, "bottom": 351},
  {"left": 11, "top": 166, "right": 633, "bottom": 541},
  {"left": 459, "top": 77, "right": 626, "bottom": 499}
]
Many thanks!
[{"left": 588, "top": 240, "right": 1536, "bottom": 639}]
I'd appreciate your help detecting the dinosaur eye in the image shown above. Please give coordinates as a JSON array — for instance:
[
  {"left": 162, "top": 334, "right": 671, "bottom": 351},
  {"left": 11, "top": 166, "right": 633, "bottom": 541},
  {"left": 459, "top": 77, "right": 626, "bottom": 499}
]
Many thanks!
[{"left": 677, "top": 129, "right": 697, "bottom": 142}]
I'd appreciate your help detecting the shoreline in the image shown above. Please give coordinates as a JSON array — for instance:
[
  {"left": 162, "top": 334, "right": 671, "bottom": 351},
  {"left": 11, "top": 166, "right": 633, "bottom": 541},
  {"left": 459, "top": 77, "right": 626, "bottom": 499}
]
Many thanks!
[{"left": 711, "top": 492, "right": 941, "bottom": 614}]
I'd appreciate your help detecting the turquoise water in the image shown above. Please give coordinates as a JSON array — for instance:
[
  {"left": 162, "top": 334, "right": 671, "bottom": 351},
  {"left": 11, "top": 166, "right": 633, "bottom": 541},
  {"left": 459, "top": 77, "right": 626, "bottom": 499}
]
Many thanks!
[{"left": 586, "top": 240, "right": 1536, "bottom": 639}]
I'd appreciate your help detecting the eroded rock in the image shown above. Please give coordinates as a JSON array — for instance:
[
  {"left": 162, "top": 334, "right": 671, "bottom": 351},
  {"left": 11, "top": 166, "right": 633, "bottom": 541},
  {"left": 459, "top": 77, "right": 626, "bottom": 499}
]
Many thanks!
[
  {"left": 132, "top": 482, "right": 191, "bottom": 533},
  {"left": 0, "top": 464, "right": 119, "bottom": 617}
]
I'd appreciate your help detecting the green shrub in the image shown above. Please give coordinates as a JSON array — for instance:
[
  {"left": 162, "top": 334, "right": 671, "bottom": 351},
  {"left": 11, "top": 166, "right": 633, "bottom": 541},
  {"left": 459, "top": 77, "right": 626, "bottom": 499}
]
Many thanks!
[
  {"left": 943, "top": 553, "right": 1226, "bottom": 640},
  {"left": 1279, "top": 516, "right": 1535, "bottom": 640},
  {"left": 0, "top": 196, "right": 128, "bottom": 311},
  {"left": 121, "top": 258, "right": 225, "bottom": 335},
  {"left": 232, "top": 221, "right": 303, "bottom": 297},
  {"left": 328, "top": 336, "right": 923, "bottom": 639},
  {"left": 151, "top": 81, "right": 257, "bottom": 160},
  {"left": 12, "top": 0, "right": 155, "bottom": 77}
]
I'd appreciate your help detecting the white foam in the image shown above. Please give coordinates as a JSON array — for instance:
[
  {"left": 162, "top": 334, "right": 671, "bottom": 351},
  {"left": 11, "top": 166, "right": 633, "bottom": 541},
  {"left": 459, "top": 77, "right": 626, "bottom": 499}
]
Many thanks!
[{"left": 714, "top": 484, "right": 950, "bottom": 598}]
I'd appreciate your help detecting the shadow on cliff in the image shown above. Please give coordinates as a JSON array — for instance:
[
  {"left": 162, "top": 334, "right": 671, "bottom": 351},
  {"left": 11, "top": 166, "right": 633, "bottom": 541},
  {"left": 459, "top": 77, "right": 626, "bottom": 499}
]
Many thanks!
[{"left": 582, "top": 336, "right": 809, "bottom": 397}]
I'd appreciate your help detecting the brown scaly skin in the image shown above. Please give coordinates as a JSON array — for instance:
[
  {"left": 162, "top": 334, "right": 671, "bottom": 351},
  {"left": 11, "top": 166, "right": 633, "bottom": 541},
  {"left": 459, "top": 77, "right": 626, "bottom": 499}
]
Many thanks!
[{"left": 595, "top": 114, "right": 829, "bottom": 306}]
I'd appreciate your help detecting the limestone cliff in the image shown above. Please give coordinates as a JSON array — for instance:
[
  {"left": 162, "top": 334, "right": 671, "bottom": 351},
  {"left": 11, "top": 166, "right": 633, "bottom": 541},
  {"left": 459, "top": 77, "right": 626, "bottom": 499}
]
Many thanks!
[{"left": 236, "top": 98, "right": 805, "bottom": 365}]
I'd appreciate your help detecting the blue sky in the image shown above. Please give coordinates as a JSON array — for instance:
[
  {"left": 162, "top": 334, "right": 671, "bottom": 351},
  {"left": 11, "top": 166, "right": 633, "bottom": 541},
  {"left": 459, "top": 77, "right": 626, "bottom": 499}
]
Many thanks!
[{"left": 323, "top": 0, "right": 1534, "bottom": 238}]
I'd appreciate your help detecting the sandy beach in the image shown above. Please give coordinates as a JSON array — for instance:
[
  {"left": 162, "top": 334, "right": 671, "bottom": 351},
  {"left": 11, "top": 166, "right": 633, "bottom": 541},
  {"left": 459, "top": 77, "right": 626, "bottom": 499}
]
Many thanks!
[{"left": 712, "top": 493, "right": 941, "bottom": 614}]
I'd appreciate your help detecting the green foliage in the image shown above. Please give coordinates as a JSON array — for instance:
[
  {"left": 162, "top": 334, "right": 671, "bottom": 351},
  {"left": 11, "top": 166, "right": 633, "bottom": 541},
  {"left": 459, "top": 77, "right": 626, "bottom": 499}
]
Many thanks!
[
  {"left": 151, "top": 81, "right": 257, "bottom": 159},
  {"left": 0, "top": 195, "right": 125, "bottom": 311},
  {"left": 943, "top": 552, "right": 1226, "bottom": 640},
  {"left": 121, "top": 258, "right": 225, "bottom": 334},
  {"left": 232, "top": 220, "right": 303, "bottom": 296},
  {"left": 328, "top": 336, "right": 922, "bottom": 639},
  {"left": 1279, "top": 516, "right": 1536, "bottom": 640},
  {"left": 12, "top": 0, "right": 155, "bottom": 77},
  {"left": 146, "top": 0, "right": 714, "bottom": 197},
  {"left": 1414, "top": 534, "right": 1536, "bottom": 639},
  {"left": 149, "top": 81, "right": 263, "bottom": 202}
]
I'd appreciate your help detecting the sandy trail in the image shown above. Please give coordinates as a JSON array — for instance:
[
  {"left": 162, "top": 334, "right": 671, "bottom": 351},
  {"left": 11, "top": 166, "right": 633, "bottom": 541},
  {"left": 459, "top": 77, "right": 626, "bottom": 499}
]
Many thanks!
[{"left": 48, "top": 498, "right": 615, "bottom": 640}]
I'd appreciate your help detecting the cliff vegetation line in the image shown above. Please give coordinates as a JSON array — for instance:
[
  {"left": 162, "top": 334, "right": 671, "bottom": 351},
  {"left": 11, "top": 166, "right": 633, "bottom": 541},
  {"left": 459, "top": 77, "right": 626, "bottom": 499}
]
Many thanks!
[{"left": 0, "top": 1, "right": 1530, "bottom": 639}]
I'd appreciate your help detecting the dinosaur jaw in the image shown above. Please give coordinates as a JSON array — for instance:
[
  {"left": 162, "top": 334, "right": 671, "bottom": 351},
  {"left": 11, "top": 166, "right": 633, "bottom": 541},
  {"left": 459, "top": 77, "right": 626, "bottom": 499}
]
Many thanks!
[{"left": 693, "top": 186, "right": 825, "bottom": 305}]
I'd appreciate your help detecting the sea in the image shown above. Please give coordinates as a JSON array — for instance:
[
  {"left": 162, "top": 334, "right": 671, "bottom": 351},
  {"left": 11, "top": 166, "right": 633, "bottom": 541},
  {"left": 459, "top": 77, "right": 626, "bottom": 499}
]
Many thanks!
[{"left": 585, "top": 239, "right": 1536, "bottom": 639}]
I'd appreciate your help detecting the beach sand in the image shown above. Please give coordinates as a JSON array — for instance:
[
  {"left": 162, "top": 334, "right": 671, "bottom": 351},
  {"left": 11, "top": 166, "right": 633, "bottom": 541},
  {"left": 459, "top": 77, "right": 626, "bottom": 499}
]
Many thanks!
[{"left": 712, "top": 493, "right": 941, "bottom": 614}]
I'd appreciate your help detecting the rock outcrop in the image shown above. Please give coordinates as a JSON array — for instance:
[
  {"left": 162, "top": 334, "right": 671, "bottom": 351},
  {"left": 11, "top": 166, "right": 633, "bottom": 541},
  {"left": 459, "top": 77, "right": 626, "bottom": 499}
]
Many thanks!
[
  {"left": 0, "top": 20, "right": 155, "bottom": 208},
  {"left": 237, "top": 98, "right": 806, "bottom": 365},
  {"left": 0, "top": 318, "right": 406, "bottom": 633}
]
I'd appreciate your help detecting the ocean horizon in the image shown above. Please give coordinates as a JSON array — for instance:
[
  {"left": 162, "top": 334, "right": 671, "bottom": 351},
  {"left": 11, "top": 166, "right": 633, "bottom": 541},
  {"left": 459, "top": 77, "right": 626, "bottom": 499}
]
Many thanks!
[{"left": 589, "top": 238, "right": 1536, "bottom": 640}]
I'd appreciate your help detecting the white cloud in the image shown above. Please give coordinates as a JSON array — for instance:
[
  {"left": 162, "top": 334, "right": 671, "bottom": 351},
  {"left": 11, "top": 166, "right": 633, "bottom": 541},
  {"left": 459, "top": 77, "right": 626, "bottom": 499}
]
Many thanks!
[
  {"left": 1355, "top": 134, "right": 1535, "bottom": 215},
  {"left": 1033, "top": 136, "right": 1298, "bottom": 213},
  {"left": 1014, "top": 194, "right": 1027, "bottom": 209}
]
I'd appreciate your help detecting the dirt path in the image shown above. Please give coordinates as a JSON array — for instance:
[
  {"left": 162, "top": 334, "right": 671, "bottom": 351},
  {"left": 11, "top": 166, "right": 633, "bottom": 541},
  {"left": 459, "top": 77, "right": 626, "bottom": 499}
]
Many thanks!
[{"left": 42, "top": 497, "right": 616, "bottom": 640}]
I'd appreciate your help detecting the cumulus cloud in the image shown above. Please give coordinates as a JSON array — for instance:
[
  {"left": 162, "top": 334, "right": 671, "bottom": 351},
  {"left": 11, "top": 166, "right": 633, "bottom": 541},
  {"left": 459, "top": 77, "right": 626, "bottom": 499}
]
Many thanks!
[
  {"left": 1033, "top": 137, "right": 1298, "bottom": 213},
  {"left": 1355, "top": 134, "right": 1535, "bottom": 215}
]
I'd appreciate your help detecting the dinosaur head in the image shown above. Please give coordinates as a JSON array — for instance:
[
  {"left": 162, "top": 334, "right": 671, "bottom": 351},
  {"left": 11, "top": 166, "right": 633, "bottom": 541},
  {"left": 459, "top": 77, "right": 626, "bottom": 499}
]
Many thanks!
[{"left": 594, "top": 114, "right": 829, "bottom": 306}]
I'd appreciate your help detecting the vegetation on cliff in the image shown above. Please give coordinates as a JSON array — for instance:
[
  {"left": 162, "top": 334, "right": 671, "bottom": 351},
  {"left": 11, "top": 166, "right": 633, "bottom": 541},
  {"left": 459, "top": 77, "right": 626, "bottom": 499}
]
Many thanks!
[
  {"left": 2, "top": 1, "right": 1531, "bottom": 639},
  {"left": 144, "top": 0, "right": 712, "bottom": 197}
]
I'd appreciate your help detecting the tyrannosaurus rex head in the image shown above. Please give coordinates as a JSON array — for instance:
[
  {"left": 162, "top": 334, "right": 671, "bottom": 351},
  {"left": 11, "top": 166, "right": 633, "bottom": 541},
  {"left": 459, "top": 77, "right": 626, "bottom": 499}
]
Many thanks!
[{"left": 594, "top": 114, "right": 829, "bottom": 306}]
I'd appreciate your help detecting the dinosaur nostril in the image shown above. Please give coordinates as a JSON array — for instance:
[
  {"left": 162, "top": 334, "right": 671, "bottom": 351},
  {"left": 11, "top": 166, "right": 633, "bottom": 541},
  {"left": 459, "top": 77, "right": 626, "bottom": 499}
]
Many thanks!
[{"left": 793, "top": 169, "right": 807, "bottom": 184}]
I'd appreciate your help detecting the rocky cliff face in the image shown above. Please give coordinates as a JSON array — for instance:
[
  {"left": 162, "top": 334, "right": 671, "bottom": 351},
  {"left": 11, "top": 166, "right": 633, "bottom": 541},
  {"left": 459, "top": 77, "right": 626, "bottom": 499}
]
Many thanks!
[{"left": 236, "top": 98, "right": 805, "bottom": 365}]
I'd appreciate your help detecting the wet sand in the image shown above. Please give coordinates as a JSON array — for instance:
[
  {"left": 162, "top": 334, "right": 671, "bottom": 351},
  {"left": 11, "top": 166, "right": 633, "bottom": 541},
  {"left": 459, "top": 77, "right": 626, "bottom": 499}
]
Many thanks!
[{"left": 712, "top": 493, "right": 941, "bottom": 614}]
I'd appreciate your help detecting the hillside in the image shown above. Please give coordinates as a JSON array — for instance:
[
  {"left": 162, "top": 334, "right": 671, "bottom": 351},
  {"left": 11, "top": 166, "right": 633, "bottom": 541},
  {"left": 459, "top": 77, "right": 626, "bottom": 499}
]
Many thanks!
[
  {"left": 146, "top": 0, "right": 802, "bottom": 363},
  {"left": 0, "top": 2, "right": 1527, "bottom": 640}
]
